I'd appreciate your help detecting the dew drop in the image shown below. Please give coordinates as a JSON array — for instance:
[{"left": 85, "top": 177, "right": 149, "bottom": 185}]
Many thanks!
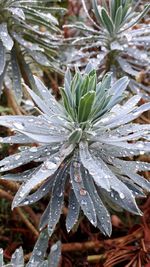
[
  {"left": 79, "top": 188, "right": 87, "bottom": 196},
  {"left": 29, "top": 147, "right": 38, "bottom": 153},
  {"left": 15, "top": 154, "right": 21, "bottom": 160},
  {"left": 119, "top": 193, "right": 125, "bottom": 199},
  {"left": 13, "top": 122, "right": 24, "bottom": 130},
  {"left": 36, "top": 250, "right": 42, "bottom": 256},
  {"left": 51, "top": 243, "right": 58, "bottom": 252},
  {"left": 44, "top": 161, "right": 57, "bottom": 170}
]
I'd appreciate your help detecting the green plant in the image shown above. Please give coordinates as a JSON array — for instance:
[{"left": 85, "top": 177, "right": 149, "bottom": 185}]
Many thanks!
[
  {"left": 66, "top": 0, "right": 150, "bottom": 97},
  {"left": 0, "top": 65, "right": 150, "bottom": 236},
  {"left": 0, "top": 0, "right": 65, "bottom": 100},
  {"left": 0, "top": 229, "right": 61, "bottom": 267}
]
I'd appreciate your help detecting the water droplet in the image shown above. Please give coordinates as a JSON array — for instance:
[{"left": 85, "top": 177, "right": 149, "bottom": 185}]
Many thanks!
[
  {"left": 36, "top": 250, "right": 42, "bottom": 256},
  {"left": 44, "top": 161, "right": 57, "bottom": 170},
  {"left": 81, "top": 199, "right": 87, "bottom": 205},
  {"left": 51, "top": 243, "right": 58, "bottom": 252},
  {"left": 119, "top": 193, "right": 125, "bottom": 199},
  {"left": 13, "top": 122, "right": 24, "bottom": 130},
  {"left": 29, "top": 147, "right": 38, "bottom": 153},
  {"left": 79, "top": 188, "right": 87, "bottom": 196},
  {"left": 15, "top": 154, "right": 21, "bottom": 160},
  {"left": 74, "top": 175, "right": 82, "bottom": 183}
]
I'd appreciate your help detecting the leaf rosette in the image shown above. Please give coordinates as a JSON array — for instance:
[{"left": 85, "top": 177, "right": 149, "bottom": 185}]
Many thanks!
[
  {"left": 0, "top": 0, "right": 65, "bottom": 100},
  {"left": 0, "top": 65, "right": 150, "bottom": 236},
  {"left": 66, "top": 0, "right": 150, "bottom": 97}
]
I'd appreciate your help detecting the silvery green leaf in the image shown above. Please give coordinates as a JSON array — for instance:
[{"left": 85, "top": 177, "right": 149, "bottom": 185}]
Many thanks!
[
  {"left": 1, "top": 168, "right": 36, "bottom": 182},
  {"left": 11, "top": 247, "right": 24, "bottom": 266},
  {"left": 100, "top": 8, "right": 114, "bottom": 34},
  {"left": 106, "top": 184, "right": 142, "bottom": 215},
  {"left": 84, "top": 62, "right": 95, "bottom": 74},
  {"left": 39, "top": 202, "right": 50, "bottom": 231},
  {"left": 24, "top": 84, "right": 54, "bottom": 116},
  {"left": 81, "top": 167, "right": 112, "bottom": 236},
  {"left": 12, "top": 32, "right": 42, "bottom": 51},
  {"left": 48, "top": 164, "right": 68, "bottom": 236},
  {"left": 65, "top": 68, "right": 72, "bottom": 87},
  {"left": 7, "top": 7, "right": 25, "bottom": 20},
  {"left": 27, "top": 229, "right": 49, "bottom": 267},
  {"left": 79, "top": 141, "right": 111, "bottom": 190},
  {"left": 124, "top": 172, "right": 150, "bottom": 192},
  {"left": 121, "top": 178, "right": 145, "bottom": 198},
  {"left": 70, "top": 154, "right": 97, "bottom": 227},
  {"left": 117, "top": 57, "right": 139, "bottom": 76},
  {"left": 0, "top": 134, "right": 32, "bottom": 144},
  {"left": 109, "top": 76, "right": 129, "bottom": 101},
  {"left": 66, "top": 189, "right": 80, "bottom": 232},
  {"left": 33, "top": 76, "right": 62, "bottom": 114},
  {"left": 12, "top": 153, "right": 61, "bottom": 208},
  {"left": 29, "top": 51, "right": 50, "bottom": 66},
  {"left": 114, "top": 6, "right": 123, "bottom": 30},
  {"left": 0, "top": 249, "right": 3, "bottom": 267},
  {"left": 49, "top": 241, "right": 61, "bottom": 267},
  {"left": 0, "top": 23, "right": 14, "bottom": 50},
  {"left": 92, "top": 0, "right": 103, "bottom": 25},
  {"left": 0, "top": 145, "right": 54, "bottom": 172},
  {"left": 11, "top": 47, "right": 22, "bottom": 100},
  {"left": 104, "top": 102, "right": 150, "bottom": 129},
  {"left": 19, "top": 175, "right": 54, "bottom": 206},
  {"left": 0, "top": 41, "right": 5, "bottom": 76},
  {"left": 119, "top": 4, "right": 150, "bottom": 32},
  {"left": 0, "top": 63, "right": 7, "bottom": 95}
]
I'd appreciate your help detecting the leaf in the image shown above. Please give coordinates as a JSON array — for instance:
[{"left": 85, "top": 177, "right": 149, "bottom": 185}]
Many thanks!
[
  {"left": 92, "top": 0, "right": 103, "bottom": 25},
  {"left": 8, "top": 7, "right": 25, "bottom": 20},
  {"left": 11, "top": 47, "right": 22, "bottom": 101},
  {"left": 0, "top": 249, "right": 4, "bottom": 267},
  {"left": 78, "top": 91, "right": 95, "bottom": 122},
  {"left": 84, "top": 62, "right": 94, "bottom": 74},
  {"left": 11, "top": 153, "right": 61, "bottom": 208},
  {"left": 0, "top": 63, "right": 7, "bottom": 96},
  {"left": 117, "top": 57, "right": 139, "bottom": 76},
  {"left": 1, "top": 168, "right": 36, "bottom": 182},
  {"left": 49, "top": 241, "right": 61, "bottom": 267},
  {"left": 24, "top": 84, "right": 57, "bottom": 116},
  {"left": 0, "top": 144, "right": 58, "bottom": 172},
  {"left": 0, "top": 23, "right": 14, "bottom": 50},
  {"left": 68, "top": 128, "right": 82, "bottom": 144},
  {"left": 33, "top": 76, "right": 62, "bottom": 114},
  {"left": 100, "top": 8, "right": 114, "bottom": 34},
  {"left": 114, "top": 6, "right": 123, "bottom": 31},
  {"left": 119, "top": 4, "right": 150, "bottom": 32},
  {"left": 39, "top": 202, "right": 50, "bottom": 231},
  {"left": 81, "top": 167, "right": 112, "bottom": 236},
  {"left": 27, "top": 229, "right": 49, "bottom": 267},
  {"left": 66, "top": 189, "right": 80, "bottom": 232},
  {"left": 29, "top": 51, "right": 50, "bottom": 66},
  {"left": 0, "top": 133, "right": 32, "bottom": 144},
  {"left": 65, "top": 68, "right": 72, "bottom": 88},
  {"left": 19, "top": 175, "right": 54, "bottom": 206},
  {"left": 70, "top": 153, "right": 97, "bottom": 227},
  {"left": 48, "top": 164, "right": 68, "bottom": 236},
  {"left": 0, "top": 40, "right": 6, "bottom": 76},
  {"left": 11, "top": 247, "right": 24, "bottom": 266},
  {"left": 79, "top": 141, "right": 111, "bottom": 190},
  {"left": 109, "top": 0, "right": 116, "bottom": 20}
]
